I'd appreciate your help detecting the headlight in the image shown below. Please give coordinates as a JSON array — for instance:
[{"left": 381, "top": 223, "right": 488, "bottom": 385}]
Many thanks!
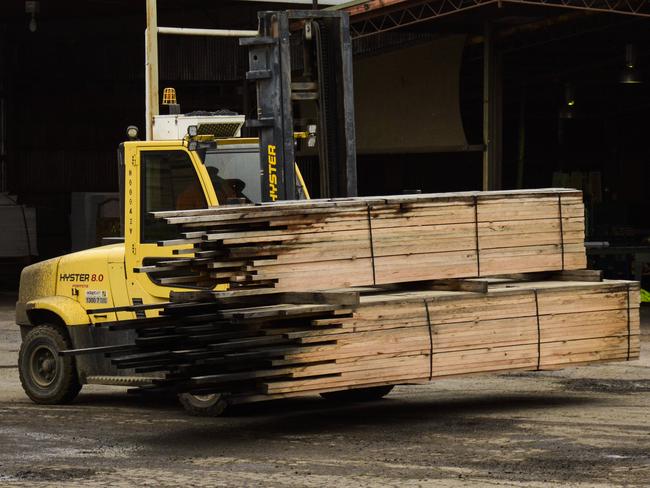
[{"left": 126, "top": 125, "right": 139, "bottom": 140}]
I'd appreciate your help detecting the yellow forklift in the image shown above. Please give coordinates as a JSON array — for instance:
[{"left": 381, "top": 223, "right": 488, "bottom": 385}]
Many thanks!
[{"left": 15, "top": 9, "right": 360, "bottom": 414}]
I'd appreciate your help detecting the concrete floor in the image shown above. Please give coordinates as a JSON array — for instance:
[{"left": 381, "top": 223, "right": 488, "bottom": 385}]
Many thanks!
[{"left": 0, "top": 291, "right": 649, "bottom": 487}]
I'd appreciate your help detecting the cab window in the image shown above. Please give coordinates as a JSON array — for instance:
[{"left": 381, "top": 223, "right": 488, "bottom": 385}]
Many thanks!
[
  {"left": 203, "top": 143, "right": 262, "bottom": 204},
  {"left": 202, "top": 143, "right": 309, "bottom": 204},
  {"left": 141, "top": 150, "right": 206, "bottom": 242}
]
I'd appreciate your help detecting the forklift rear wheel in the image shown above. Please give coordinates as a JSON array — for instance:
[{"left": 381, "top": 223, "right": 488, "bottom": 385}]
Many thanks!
[
  {"left": 320, "top": 385, "right": 394, "bottom": 402},
  {"left": 178, "top": 392, "right": 229, "bottom": 417},
  {"left": 18, "top": 324, "right": 81, "bottom": 404}
]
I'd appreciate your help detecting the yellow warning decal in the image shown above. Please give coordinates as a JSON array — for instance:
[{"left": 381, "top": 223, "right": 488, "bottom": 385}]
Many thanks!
[{"left": 268, "top": 144, "right": 278, "bottom": 201}]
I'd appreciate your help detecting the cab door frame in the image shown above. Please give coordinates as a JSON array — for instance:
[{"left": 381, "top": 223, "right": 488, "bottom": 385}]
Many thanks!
[{"left": 122, "top": 141, "right": 218, "bottom": 308}]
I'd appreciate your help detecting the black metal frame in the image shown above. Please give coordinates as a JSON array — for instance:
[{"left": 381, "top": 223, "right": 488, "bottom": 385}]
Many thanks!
[
  {"left": 348, "top": 0, "right": 650, "bottom": 39},
  {"left": 241, "top": 10, "right": 357, "bottom": 201}
]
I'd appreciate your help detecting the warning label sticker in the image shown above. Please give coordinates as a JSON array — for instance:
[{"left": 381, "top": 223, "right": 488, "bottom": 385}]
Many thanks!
[{"left": 85, "top": 290, "right": 108, "bottom": 305}]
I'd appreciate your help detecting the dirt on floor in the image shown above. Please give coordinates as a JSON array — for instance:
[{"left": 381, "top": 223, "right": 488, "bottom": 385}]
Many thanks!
[{"left": 0, "top": 291, "right": 649, "bottom": 487}]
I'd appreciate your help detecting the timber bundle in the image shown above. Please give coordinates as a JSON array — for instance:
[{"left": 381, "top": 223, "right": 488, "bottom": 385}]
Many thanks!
[
  {"left": 64, "top": 189, "right": 641, "bottom": 401},
  {"left": 143, "top": 188, "right": 587, "bottom": 290},
  {"left": 68, "top": 278, "right": 640, "bottom": 402}
]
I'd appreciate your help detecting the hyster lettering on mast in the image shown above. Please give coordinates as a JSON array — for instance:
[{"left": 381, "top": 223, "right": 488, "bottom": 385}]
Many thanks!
[{"left": 240, "top": 10, "right": 358, "bottom": 200}]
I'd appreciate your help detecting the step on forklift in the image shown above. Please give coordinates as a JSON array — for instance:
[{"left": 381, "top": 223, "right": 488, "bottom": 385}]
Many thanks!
[{"left": 15, "top": 7, "right": 376, "bottom": 416}]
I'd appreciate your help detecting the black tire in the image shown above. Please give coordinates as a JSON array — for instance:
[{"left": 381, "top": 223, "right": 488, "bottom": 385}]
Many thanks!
[
  {"left": 178, "top": 392, "right": 229, "bottom": 417},
  {"left": 320, "top": 385, "right": 394, "bottom": 402},
  {"left": 18, "top": 324, "right": 81, "bottom": 404}
]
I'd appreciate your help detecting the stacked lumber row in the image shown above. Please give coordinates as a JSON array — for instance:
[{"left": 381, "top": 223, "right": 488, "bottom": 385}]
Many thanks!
[
  {"left": 65, "top": 278, "right": 639, "bottom": 403},
  {"left": 256, "top": 280, "right": 639, "bottom": 400},
  {"left": 145, "top": 188, "right": 586, "bottom": 291},
  {"left": 70, "top": 291, "right": 360, "bottom": 396}
]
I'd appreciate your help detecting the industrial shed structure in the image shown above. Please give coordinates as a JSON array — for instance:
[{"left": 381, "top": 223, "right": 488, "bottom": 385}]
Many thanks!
[{"left": 0, "top": 0, "right": 649, "bottom": 286}]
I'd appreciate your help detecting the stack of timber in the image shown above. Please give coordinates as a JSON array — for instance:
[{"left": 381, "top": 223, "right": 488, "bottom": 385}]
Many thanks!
[
  {"left": 144, "top": 188, "right": 586, "bottom": 291},
  {"left": 65, "top": 276, "right": 640, "bottom": 403}
]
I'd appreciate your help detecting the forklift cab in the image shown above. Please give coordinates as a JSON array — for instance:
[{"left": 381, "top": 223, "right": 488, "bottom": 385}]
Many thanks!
[{"left": 117, "top": 129, "right": 310, "bottom": 306}]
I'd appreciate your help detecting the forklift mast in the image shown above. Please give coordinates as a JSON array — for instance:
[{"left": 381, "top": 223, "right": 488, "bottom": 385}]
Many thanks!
[{"left": 241, "top": 10, "right": 357, "bottom": 201}]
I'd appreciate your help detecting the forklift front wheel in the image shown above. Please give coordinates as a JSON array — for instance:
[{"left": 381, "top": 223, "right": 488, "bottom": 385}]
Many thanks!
[
  {"left": 178, "top": 392, "right": 229, "bottom": 417},
  {"left": 18, "top": 324, "right": 81, "bottom": 404}
]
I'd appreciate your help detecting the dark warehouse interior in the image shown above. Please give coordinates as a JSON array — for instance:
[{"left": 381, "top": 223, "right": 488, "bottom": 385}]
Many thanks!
[{"left": 1, "top": 0, "right": 649, "bottom": 288}]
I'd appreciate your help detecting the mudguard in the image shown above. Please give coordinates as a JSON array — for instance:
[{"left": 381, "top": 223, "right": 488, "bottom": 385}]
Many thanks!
[{"left": 23, "top": 296, "right": 90, "bottom": 327}]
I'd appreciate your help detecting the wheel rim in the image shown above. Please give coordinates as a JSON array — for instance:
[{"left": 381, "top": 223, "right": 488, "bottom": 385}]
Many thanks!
[
  {"left": 190, "top": 393, "right": 218, "bottom": 404},
  {"left": 29, "top": 345, "right": 58, "bottom": 388}
]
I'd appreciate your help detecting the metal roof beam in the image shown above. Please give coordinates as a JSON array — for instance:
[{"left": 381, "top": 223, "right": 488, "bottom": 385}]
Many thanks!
[{"left": 346, "top": 0, "right": 650, "bottom": 38}]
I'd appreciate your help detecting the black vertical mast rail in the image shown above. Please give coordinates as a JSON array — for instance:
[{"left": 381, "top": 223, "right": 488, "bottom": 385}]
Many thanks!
[{"left": 241, "top": 10, "right": 358, "bottom": 202}]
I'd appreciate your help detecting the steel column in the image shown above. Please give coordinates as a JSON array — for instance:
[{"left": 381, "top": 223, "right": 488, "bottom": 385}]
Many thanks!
[
  {"left": 242, "top": 10, "right": 357, "bottom": 201},
  {"left": 145, "top": 0, "right": 159, "bottom": 141},
  {"left": 482, "top": 22, "right": 503, "bottom": 191}
]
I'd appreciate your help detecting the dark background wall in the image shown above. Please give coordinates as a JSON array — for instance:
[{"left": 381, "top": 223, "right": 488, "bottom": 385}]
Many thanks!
[
  {"left": 1, "top": 1, "right": 649, "bottom": 288},
  {"left": 0, "top": 1, "right": 275, "bottom": 260}
]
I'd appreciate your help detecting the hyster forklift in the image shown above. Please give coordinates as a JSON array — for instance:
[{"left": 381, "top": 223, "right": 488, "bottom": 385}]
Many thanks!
[{"left": 15, "top": 10, "right": 360, "bottom": 414}]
